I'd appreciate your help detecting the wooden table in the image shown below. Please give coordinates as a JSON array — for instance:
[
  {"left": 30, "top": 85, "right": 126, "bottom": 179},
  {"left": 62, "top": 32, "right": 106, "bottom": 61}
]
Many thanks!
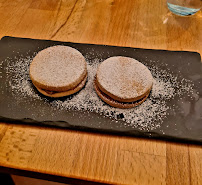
[{"left": 0, "top": 0, "right": 201, "bottom": 185}]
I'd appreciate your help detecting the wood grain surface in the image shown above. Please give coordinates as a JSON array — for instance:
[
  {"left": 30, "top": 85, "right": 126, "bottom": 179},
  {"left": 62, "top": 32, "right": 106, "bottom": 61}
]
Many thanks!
[{"left": 0, "top": 0, "right": 201, "bottom": 185}]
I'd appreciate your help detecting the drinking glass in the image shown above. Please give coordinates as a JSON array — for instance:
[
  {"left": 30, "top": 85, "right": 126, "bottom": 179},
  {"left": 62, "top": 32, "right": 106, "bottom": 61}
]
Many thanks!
[{"left": 167, "top": 0, "right": 201, "bottom": 16}]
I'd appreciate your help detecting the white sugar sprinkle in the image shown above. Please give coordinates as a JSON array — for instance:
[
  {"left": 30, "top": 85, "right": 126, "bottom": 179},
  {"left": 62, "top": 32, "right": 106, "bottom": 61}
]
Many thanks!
[{"left": 3, "top": 51, "right": 197, "bottom": 131}]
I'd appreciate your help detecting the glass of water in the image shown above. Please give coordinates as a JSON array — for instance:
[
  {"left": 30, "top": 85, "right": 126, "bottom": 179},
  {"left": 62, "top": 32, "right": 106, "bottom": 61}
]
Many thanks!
[{"left": 167, "top": 0, "right": 201, "bottom": 16}]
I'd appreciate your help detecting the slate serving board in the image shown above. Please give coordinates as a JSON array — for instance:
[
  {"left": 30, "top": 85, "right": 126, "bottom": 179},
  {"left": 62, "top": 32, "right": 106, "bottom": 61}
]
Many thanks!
[{"left": 0, "top": 36, "right": 201, "bottom": 144}]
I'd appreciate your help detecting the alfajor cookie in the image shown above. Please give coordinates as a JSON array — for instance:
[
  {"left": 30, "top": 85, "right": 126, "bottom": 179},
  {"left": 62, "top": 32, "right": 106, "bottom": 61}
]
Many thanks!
[
  {"left": 95, "top": 56, "right": 153, "bottom": 108},
  {"left": 29, "top": 45, "right": 87, "bottom": 97}
]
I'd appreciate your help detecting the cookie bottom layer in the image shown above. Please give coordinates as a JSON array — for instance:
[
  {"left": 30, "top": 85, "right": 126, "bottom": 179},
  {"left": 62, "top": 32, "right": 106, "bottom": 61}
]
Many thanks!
[{"left": 34, "top": 75, "right": 87, "bottom": 98}]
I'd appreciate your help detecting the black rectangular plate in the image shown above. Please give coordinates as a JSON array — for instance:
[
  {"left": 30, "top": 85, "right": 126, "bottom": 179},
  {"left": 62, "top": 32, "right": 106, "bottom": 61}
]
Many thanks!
[{"left": 0, "top": 36, "right": 202, "bottom": 144}]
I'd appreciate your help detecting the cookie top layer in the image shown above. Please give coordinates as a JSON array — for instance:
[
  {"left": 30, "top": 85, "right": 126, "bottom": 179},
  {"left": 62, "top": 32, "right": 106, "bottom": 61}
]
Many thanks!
[
  {"left": 96, "top": 56, "right": 153, "bottom": 102},
  {"left": 30, "top": 46, "right": 87, "bottom": 92}
]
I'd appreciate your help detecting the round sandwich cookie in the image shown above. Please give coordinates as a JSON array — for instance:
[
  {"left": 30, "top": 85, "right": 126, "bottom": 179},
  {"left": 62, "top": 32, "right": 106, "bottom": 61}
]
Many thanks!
[
  {"left": 29, "top": 45, "right": 87, "bottom": 97},
  {"left": 94, "top": 79, "right": 150, "bottom": 109},
  {"left": 95, "top": 56, "right": 153, "bottom": 108}
]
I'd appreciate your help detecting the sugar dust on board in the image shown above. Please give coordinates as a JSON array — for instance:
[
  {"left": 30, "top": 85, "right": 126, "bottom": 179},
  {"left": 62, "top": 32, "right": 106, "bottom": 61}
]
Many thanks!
[{"left": 4, "top": 51, "right": 198, "bottom": 131}]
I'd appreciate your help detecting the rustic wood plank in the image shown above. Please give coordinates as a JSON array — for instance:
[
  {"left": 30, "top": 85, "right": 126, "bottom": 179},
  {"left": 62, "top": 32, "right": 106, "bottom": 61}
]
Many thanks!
[
  {"left": 29, "top": 0, "right": 60, "bottom": 11},
  {"left": 49, "top": 0, "right": 83, "bottom": 39},
  {"left": 113, "top": 150, "right": 166, "bottom": 185},
  {"left": 166, "top": 143, "right": 191, "bottom": 185},
  {"left": 0, "top": 0, "right": 32, "bottom": 38},
  {"left": 12, "top": 9, "right": 56, "bottom": 39},
  {"left": 0, "top": 123, "right": 8, "bottom": 142},
  {"left": 0, "top": 124, "right": 166, "bottom": 184},
  {"left": 0, "top": 125, "right": 39, "bottom": 168},
  {"left": 118, "top": 137, "right": 166, "bottom": 156},
  {"left": 166, "top": 11, "right": 202, "bottom": 53},
  {"left": 189, "top": 145, "right": 202, "bottom": 185}
]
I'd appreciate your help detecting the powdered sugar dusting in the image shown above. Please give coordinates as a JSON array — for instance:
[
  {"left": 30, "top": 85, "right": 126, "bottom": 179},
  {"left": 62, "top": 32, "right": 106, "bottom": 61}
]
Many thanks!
[
  {"left": 4, "top": 55, "right": 42, "bottom": 100},
  {"left": 52, "top": 62, "right": 172, "bottom": 130},
  {"left": 0, "top": 60, "right": 3, "bottom": 78},
  {"left": 3, "top": 50, "right": 197, "bottom": 131}
]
